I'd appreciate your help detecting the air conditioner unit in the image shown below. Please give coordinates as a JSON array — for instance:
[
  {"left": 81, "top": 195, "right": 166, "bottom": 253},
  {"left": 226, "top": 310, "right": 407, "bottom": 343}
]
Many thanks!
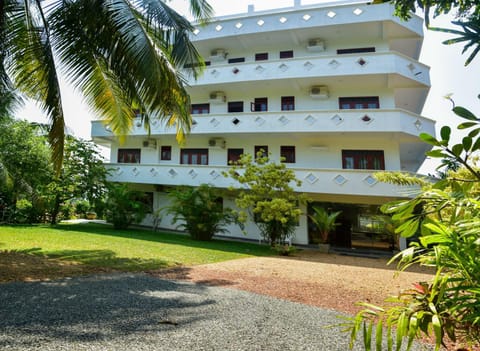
[
  {"left": 208, "top": 138, "right": 226, "bottom": 149},
  {"left": 210, "top": 48, "right": 227, "bottom": 61},
  {"left": 209, "top": 91, "right": 226, "bottom": 104},
  {"left": 310, "top": 85, "right": 329, "bottom": 99},
  {"left": 307, "top": 38, "right": 325, "bottom": 52},
  {"left": 142, "top": 139, "right": 157, "bottom": 149}
]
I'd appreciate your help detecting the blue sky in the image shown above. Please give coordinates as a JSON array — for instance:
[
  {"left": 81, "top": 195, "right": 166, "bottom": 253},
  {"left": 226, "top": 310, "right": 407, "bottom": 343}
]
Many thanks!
[{"left": 17, "top": 0, "right": 480, "bottom": 174}]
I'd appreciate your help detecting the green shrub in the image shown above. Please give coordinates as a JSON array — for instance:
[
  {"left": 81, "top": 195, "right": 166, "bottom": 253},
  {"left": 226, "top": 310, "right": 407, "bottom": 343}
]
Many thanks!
[{"left": 105, "top": 183, "right": 147, "bottom": 229}]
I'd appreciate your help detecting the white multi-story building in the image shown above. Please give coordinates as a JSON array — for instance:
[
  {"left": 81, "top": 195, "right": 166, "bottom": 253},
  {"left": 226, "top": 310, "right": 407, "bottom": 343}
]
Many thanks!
[{"left": 91, "top": 0, "right": 434, "bottom": 251}]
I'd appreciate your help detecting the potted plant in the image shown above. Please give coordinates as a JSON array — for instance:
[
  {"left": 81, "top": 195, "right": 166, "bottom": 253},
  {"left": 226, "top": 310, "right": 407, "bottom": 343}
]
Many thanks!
[
  {"left": 86, "top": 211, "right": 97, "bottom": 220},
  {"left": 309, "top": 206, "right": 342, "bottom": 253}
]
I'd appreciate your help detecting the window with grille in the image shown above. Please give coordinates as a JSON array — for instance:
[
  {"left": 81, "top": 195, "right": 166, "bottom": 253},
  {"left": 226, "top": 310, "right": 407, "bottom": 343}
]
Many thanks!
[
  {"left": 281, "top": 96, "right": 295, "bottom": 111},
  {"left": 281, "top": 146, "right": 295, "bottom": 163}
]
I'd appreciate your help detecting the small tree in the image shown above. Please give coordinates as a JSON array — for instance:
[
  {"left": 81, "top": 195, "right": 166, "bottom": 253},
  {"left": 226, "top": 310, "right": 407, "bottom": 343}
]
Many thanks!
[
  {"left": 105, "top": 183, "right": 148, "bottom": 229},
  {"left": 224, "top": 152, "right": 307, "bottom": 246},
  {"left": 309, "top": 206, "right": 342, "bottom": 244},
  {"left": 165, "top": 184, "right": 239, "bottom": 241}
]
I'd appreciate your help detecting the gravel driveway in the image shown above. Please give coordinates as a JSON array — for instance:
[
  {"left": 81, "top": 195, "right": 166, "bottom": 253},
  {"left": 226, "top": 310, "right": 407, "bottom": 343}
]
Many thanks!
[{"left": 0, "top": 273, "right": 432, "bottom": 351}]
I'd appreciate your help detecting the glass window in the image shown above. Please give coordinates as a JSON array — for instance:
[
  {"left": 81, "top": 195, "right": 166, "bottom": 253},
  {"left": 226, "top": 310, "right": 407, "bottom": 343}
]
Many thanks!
[
  {"left": 280, "top": 50, "right": 294, "bottom": 59},
  {"left": 160, "top": 146, "right": 171, "bottom": 161},
  {"left": 227, "top": 148, "right": 243, "bottom": 165},
  {"left": 180, "top": 149, "right": 209, "bottom": 165},
  {"left": 228, "top": 101, "right": 244, "bottom": 113},
  {"left": 251, "top": 97, "right": 268, "bottom": 112},
  {"left": 118, "top": 149, "right": 141, "bottom": 163},
  {"left": 254, "top": 145, "right": 268, "bottom": 159},
  {"left": 342, "top": 150, "right": 385, "bottom": 170},
  {"left": 281, "top": 96, "right": 295, "bottom": 111},
  {"left": 339, "top": 97, "right": 380, "bottom": 109},
  {"left": 228, "top": 57, "right": 245, "bottom": 64},
  {"left": 337, "top": 47, "right": 376, "bottom": 55},
  {"left": 280, "top": 146, "right": 295, "bottom": 163},
  {"left": 191, "top": 103, "right": 210, "bottom": 114},
  {"left": 255, "top": 52, "right": 268, "bottom": 61}
]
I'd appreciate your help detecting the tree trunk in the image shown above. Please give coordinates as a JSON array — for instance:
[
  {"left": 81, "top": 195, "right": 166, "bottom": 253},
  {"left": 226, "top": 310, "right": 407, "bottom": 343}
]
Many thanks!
[{"left": 50, "top": 195, "right": 61, "bottom": 225}]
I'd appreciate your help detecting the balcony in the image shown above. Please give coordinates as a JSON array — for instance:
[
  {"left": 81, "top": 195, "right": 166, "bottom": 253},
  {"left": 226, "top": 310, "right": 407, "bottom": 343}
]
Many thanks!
[
  {"left": 106, "top": 163, "right": 413, "bottom": 198},
  {"left": 191, "top": 3, "right": 423, "bottom": 42},
  {"left": 91, "top": 108, "right": 435, "bottom": 140},
  {"left": 184, "top": 52, "right": 430, "bottom": 88}
]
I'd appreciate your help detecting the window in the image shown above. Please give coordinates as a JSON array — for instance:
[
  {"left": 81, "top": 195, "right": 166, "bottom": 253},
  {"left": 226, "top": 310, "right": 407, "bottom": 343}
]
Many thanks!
[
  {"left": 118, "top": 149, "right": 141, "bottom": 163},
  {"left": 227, "top": 148, "right": 244, "bottom": 165},
  {"left": 180, "top": 149, "right": 208, "bottom": 165},
  {"left": 342, "top": 150, "right": 385, "bottom": 170},
  {"left": 255, "top": 52, "right": 268, "bottom": 61},
  {"left": 191, "top": 103, "right": 210, "bottom": 114},
  {"left": 280, "top": 50, "right": 294, "bottom": 59},
  {"left": 339, "top": 97, "right": 379, "bottom": 109},
  {"left": 160, "top": 146, "right": 171, "bottom": 161},
  {"left": 251, "top": 97, "right": 268, "bottom": 112},
  {"left": 337, "top": 47, "right": 375, "bottom": 55},
  {"left": 228, "top": 57, "right": 245, "bottom": 64},
  {"left": 254, "top": 145, "right": 268, "bottom": 159},
  {"left": 228, "top": 101, "right": 244, "bottom": 113},
  {"left": 281, "top": 96, "right": 295, "bottom": 111},
  {"left": 280, "top": 146, "right": 295, "bottom": 163}
]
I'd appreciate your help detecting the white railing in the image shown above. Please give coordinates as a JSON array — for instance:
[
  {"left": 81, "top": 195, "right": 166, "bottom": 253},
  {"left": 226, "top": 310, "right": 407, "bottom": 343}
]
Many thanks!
[
  {"left": 106, "top": 163, "right": 417, "bottom": 198},
  {"left": 91, "top": 108, "right": 435, "bottom": 139}
]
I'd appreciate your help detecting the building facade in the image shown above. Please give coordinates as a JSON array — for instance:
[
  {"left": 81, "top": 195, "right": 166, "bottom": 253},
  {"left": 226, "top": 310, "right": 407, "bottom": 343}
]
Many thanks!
[{"left": 91, "top": 0, "right": 435, "bottom": 251}]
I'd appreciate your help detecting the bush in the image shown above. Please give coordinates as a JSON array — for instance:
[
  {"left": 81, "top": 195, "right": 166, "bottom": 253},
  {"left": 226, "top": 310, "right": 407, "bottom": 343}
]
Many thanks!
[
  {"left": 75, "top": 200, "right": 91, "bottom": 218},
  {"left": 165, "top": 184, "right": 239, "bottom": 241},
  {"left": 105, "top": 183, "right": 147, "bottom": 229}
]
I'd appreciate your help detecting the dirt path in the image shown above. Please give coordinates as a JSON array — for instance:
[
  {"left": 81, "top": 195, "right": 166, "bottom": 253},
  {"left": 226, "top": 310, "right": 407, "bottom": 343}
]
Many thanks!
[{"left": 149, "top": 250, "right": 434, "bottom": 315}]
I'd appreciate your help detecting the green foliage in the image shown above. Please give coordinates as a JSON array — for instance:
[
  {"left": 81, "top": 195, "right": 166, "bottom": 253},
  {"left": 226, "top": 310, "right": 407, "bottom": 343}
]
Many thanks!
[
  {"left": 224, "top": 152, "right": 307, "bottom": 246},
  {"left": 343, "top": 100, "right": 480, "bottom": 350},
  {"left": 2, "top": 0, "right": 213, "bottom": 171},
  {"left": 105, "top": 183, "right": 148, "bottom": 229},
  {"left": 165, "top": 184, "right": 239, "bottom": 241},
  {"left": 309, "top": 206, "right": 342, "bottom": 244},
  {"left": 46, "top": 137, "right": 109, "bottom": 224}
]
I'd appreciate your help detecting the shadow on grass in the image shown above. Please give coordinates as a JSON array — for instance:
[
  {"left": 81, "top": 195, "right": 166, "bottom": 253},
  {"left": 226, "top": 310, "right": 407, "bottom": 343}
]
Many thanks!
[
  {"left": 51, "top": 222, "right": 275, "bottom": 257},
  {"left": 14, "top": 247, "right": 169, "bottom": 271}
]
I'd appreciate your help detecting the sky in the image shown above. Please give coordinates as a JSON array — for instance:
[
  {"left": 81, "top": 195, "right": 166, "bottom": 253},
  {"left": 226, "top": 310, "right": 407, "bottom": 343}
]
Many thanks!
[{"left": 17, "top": 0, "right": 480, "bottom": 174}]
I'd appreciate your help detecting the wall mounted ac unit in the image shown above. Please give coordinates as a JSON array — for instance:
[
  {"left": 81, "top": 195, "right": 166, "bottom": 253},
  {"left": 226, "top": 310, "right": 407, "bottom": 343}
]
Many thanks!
[
  {"left": 208, "top": 138, "right": 226, "bottom": 149},
  {"left": 310, "top": 85, "right": 329, "bottom": 99},
  {"left": 307, "top": 38, "right": 325, "bottom": 52},
  {"left": 210, "top": 48, "right": 227, "bottom": 61},
  {"left": 209, "top": 91, "right": 226, "bottom": 103},
  {"left": 142, "top": 139, "right": 157, "bottom": 149}
]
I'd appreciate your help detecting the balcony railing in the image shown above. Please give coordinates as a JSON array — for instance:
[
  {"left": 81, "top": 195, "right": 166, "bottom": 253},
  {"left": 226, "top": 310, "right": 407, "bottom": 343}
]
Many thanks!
[
  {"left": 106, "top": 163, "right": 414, "bottom": 198},
  {"left": 91, "top": 108, "right": 435, "bottom": 139},
  {"left": 183, "top": 52, "right": 430, "bottom": 88}
]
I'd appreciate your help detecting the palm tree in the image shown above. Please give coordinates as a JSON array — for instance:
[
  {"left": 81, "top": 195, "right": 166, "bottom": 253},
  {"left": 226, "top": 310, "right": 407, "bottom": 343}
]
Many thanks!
[
  {"left": 1, "top": 0, "right": 213, "bottom": 172},
  {"left": 309, "top": 206, "right": 342, "bottom": 244}
]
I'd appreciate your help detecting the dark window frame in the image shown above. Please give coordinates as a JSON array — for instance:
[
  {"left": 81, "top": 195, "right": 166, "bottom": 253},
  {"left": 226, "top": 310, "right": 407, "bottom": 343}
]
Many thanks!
[
  {"left": 228, "top": 57, "right": 245, "bottom": 64},
  {"left": 337, "top": 47, "right": 376, "bottom": 55},
  {"left": 280, "top": 50, "right": 294, "bottom": 59},
  {"left": 118, "top": 148, "right": 141, "bottom": 164},
  {"left": 228, "top": 101, "right": 244, "bottom": 113},
  {"left": 255, "top": 52, "right": 269, "bottom": 61},
  {"left": 160, "top": 146, "right": 172, "bottom": 161},
  {"left": 342, "top": 150, "right": 385, "bottom": 170},
  {"left": 254, "top": 145, "right": 268, "bottom": 159},
  {"left": 251, "top": 97, "right": 268, "bottom": 112},
  {"left": 191, "top": 103, "right": 210, "bottom": 114},
  {"left": 281, "top": 96, "right": 295, "bottom": 111},
  {"left": 180, "top": 148, "right": 209, "bottom": 165},
  {"left": 339, "top": 96, "right": 380, "bottom": 109},
  {"left": 280, "top": 146, "right": 296, "bottom": 163},
  {"left": 227, "top": 148, "right": 244, "bottom": 165}
]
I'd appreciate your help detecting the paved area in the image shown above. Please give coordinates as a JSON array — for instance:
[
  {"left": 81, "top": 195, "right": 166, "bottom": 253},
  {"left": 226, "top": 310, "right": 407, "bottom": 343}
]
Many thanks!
[{"left": 0, "top": 273, "right": 432, "bottom": 350}]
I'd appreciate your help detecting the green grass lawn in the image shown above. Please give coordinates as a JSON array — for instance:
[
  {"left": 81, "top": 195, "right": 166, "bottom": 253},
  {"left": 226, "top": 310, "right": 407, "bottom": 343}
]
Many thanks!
[{"left": 0, "top": 223, "right": 274, "bottom": 272}]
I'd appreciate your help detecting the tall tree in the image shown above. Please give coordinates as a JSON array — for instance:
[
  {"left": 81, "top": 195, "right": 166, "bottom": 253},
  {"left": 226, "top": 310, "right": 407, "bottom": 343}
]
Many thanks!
[{"left": 1, "top": 0, "right": 213, "bottom": 172}]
